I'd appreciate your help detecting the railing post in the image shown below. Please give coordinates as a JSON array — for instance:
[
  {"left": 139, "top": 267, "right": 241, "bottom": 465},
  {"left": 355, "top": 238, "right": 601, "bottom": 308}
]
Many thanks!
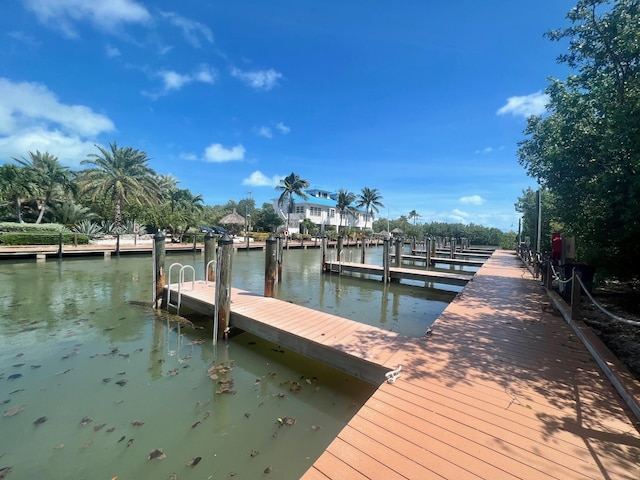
[
  {"left": 264, "top": 235, "right": 277, "bottom": 297},
  {"left": 383, "top": 238, "right": 390, "bottom": 284},
  {"left": 204, "top": 231, "right": 216, "bottom": 282},
  {"left": 216, "top": 233, "right": 234, "bottom": 338},
  {"left": 153, "top": 231, "right": 166, "bottom": 309},
  {"left": 570, "top": 268, "right": 582, "bottom": 319}
]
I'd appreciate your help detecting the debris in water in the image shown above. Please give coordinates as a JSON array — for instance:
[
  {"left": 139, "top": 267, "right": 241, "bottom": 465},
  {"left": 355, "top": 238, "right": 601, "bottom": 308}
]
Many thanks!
[
  {"left": 250, "top": 450, "right": 259, "bottom": 457},
  {"left": 79, "top": 416, "right": 93, "bottom": 426},
  {"left": 311, "top": 425, "right": 321, "bottom": 431},
  {"left": 115, "top": 380, "right": 128, "bottom": 387},
  {"left": 8, "top": 390, "right": 24, "bottom": 395},
  {"left": 12, "top": 364, "right": 25, "bottom": 368},
  {"left": 203, "top": 411, "right": 212, "bottom": 419},
  {"left": 33, "top": 416, "right": 48, "bottom": 426},
  {"left": 102, "top": 378, "right": 112, "bottom": 384},
  {"left": 277, "top": 417, "right": 296, "bottom": 426},
  {"left": 167, "top": 369, "right": 179, "bottom": 376},
  {"left": 93, "top": 423, "right": 106, "bottom": 432},
  {"left": 54, "top": 444, "right": 64, "bottom": 450},
  {"left": 7, "top": 374, "right": 22, "bottom": 380},
  {"left": 117, "top": 436, "right": 126, "bottom": 443},
  {"left": 3, "top": 405, "right": 25, "bottom": 417},
  {"left": 244, "top": 413, "right": 251, "bottom": 418},
  {"left": 0, "top": 400, "right": 9, "bottom": 406},
  {"left": 148, "top": 448, "right": 166, "bottom": 460},
  {"left": 106, "top": 427, "right": 115, "bottom": 433},
  {"left": 133, "top": 348, "right": 143, "bottom": 354},
  {"left": 131, "top": 420, "right": 145, "bottom": 427},
  {"left": 81, "top": 440, "right": 93, "bottom": 449},
  {"left": 190, "top": 421, "right": 200, "bottom": 429},
  {"left": 116, "top": 371, "right": 126, "bottom": 376},
  {"left": 126, "top": 439, "right": 134, "bottom": 447},
  {"left": 0, "top": 467, "right": 12, "bottom": 479},
  {"left": 30, "top": 365, "right": 41, "bottom": 369},
  {"left": 186, "top": 457, "right": 201, "bottom": 468},
  {"left": 264, "top": 466, "right": 272, "bottom": 474}
]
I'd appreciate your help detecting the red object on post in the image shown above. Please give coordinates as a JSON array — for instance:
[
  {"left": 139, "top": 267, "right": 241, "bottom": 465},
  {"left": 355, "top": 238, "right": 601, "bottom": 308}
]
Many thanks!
[{"left": 551, "top": 232, "right": 562, "bottom": 260}]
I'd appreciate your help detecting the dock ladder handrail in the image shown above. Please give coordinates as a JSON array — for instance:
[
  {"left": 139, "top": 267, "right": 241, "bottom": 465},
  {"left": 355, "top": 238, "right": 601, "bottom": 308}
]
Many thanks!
[{"left": 166, "top": 262, "right": 196, "bottom": 315}]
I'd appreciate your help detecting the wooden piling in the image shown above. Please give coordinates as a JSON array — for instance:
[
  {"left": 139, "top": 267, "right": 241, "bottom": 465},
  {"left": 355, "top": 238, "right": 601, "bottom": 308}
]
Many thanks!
[
  {"left": 116, "top": 233, "right": 120, "bottom": 257},
  {"left": 277, "top": 235, "right": 284, "bottom": 282},
  {"left": 570, "top": 268, "right": 582, "bottom": 319},
  {"left": 321, "top": 236, "right": 327, "bottom": 272},
  {"left": 383, "top": 238, "right": 390, "bottom": 284},
  {"left": 361, "top": 234, "right": 366, "bottom": 264},
  {"left": 204, "top": 231, "right": 216, "bottom": 282},
  {"left": 264, "top": 235, "right": 277, "bottom": 297},
  {"left": 153, "top": 232, "right": 166, "bottom": 309},
  {"left": 337, "top": 235, "right": 343, "bottom": 262},
  {"left": 58, "top": 232, "right": 63, "bottom": 259},
  {"left": 216, "top": 233, "right": 234, "bottom": 337},
  {"left": 394, "top": 238, "right": 402, "bottom": 267}
]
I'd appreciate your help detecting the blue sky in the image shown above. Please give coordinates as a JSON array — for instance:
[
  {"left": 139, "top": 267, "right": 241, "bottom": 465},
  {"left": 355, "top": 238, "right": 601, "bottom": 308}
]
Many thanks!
[{"left": 1, "top": 0, "right": 576, "bottom": 231}]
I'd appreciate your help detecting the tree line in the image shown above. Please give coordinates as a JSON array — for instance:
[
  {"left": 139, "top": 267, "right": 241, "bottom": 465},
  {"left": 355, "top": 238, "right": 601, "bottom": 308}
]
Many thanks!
[{"left": 516, "top": 0, "right": 640, "bottom": 278}]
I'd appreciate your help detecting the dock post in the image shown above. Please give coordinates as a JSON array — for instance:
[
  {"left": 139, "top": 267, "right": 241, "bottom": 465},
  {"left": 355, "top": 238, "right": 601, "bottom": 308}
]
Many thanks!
[
  {"left": 116, "top": 233, "right": 120, "bottom": 257},
  {"left": 411, "top": 236, "right": 415, "bottom": 253},
  {"left": 277, "top": 235, "right": 284, "bottom": 283},
  {"left": 192, "top": 233, "right": 197, "bottom": 253},
  {"left": 153, "top": 232, "right": 166, "bottom": 309},
  {"left": 424, "top": 236, "right": 430, "bottom": 265},
  {"left": 383, "top": 238, "right": 390, "bottom": 284},
  {"left": 264, "top": 235, "right": 277, "bottom": 297},
  {"left": 337, "top": 235, "right": 343, "bottom": 262},
  {"left": 321, "top": 236, "right": 327, "bottom": 271},
  {"left": 570, "top": 268, "right": 582, "bottom": 319},
  {"left": 216, "top": 233, "right": 234, "bottom": 338},
  {"left": 58, "top": 232, "right": 63, "bottom": 259},
  {"left": 395, "top": 238, "right": 402, "bottom": 267},
  {"left": 450, "top": 238, "right": 455, "bottom": 259},
  {"left": 204, "top": 231, "right": 216, "bottom": 282}
]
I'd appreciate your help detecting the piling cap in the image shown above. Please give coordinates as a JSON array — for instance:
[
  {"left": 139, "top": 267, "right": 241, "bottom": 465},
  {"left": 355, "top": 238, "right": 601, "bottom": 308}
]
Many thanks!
[
  {"left": 204, "top": 230, "right": 215, "bottom": 239},
  {"left": 266, "top": 235, "right": 277, "bottom": 243},
  {"left": 219, "top": 232, "right": 233, "bottom": 244},
  {"left": 154, "top": 231, "right": 165, "bottom": 240}
]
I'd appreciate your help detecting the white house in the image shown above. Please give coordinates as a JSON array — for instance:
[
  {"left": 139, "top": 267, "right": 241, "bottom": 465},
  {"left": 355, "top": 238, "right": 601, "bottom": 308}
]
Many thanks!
[{"left": 272, "top": 187, "right": 371, "bottom": 234}]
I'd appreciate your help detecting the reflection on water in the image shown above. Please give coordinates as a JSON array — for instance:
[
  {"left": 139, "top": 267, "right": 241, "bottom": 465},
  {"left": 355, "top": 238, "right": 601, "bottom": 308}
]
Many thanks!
[{"left": 0, "top": 247, "right": 468, "bottom": 479}]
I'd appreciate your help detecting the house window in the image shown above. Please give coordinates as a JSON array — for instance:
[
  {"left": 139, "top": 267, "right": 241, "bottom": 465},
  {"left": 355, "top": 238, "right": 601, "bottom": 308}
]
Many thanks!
[
  {"left": 309, "top": 207, "right": 322, "bottom": 217},
  {"left": 329, "top": 209, "right": 335, "bottom": 218},
  {"left": 295, "top": 206, "right": 305, "bottom": 214}
]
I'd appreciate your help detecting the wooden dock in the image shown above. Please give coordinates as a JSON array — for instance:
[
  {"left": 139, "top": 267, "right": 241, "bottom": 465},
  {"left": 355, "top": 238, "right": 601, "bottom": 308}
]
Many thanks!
[
  {"left": 165, "top": 250, "right": 640, "bottom": 479},
  {"left": 165, "top": 282, "right": 411, "bottom": 384},
  {"left": 324, "top": 261, "right": 471, "bottom": 287},
  {"left": 0, "top": 242, "right": 202, "bottom": 260},
  {"left": 390, "top": 254, "right": 485, "bottom": 268},
  {"left": 304, "top": 250, "right": 640, "bottom": 479}
]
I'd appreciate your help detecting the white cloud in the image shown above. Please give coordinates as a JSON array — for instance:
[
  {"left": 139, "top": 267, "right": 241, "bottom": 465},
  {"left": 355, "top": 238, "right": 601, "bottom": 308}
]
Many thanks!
[
  {"left": 242, "top": 171, "right": 283, "bottom": 187},
  {"left": 497, "top": 91, "right": 549, "bottom": 118},
  {"left": 230, "top": 67, "right": 282, "bottom": 91},
  {"left": 106, "top": 45, "right": 121, "bottom": 57},
  {"left": 256, "top": 126, "right": 273, "bottom": 139},
  {"left": 146, "top": 65, "right": 216, "bottom": 98},
  {"left": 179, "top": 152, "right": 198, "bottom": 161},
  {"left": 0, "top": 77, "right": 114, "bottom": 138},
  {"left": 275, "top": 122, "right": 290, "bottom": 134},
  {"left": 0, "top": 77, "right": 114, "bottom": 165},
  {"left": 160, "top": 11, "right": 213, "bottom": 48},
  {"left": 24, "top": 0, "right": 151, "bottom": 37},
  {"left": 459, "top": 195, "right": 484, "bottom": 206},
  {"left": 204, "top": 143, "right": 245, "bottom": 163},
  {"left": 474, "top": 147, "right": 493, "bottom": 154}
]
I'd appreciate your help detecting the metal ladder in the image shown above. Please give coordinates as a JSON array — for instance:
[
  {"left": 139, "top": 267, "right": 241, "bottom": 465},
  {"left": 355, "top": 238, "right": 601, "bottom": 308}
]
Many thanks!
[{"left": 166, "top": 263, "right": 196, "bottom": 316}]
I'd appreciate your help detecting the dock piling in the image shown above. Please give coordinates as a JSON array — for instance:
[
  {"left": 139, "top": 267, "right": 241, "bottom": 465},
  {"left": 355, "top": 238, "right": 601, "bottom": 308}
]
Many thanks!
[
  {"left": 153, "top": 232, "right": 166, "bottom": 309},
  {"left": 204, "top": 231, "right": 216, "bottom": 282},
  {"left": 215, "top": 233, "right": 233, "bottom": 338},
  {"left": 264, "top": 235, "right": 277, "bottom": 297}
]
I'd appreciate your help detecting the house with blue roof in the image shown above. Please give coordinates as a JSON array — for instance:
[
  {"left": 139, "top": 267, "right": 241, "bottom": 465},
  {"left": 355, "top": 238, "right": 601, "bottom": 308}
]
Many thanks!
[{"left": 271, "top": 187, "right": 371, "bottom": 235}]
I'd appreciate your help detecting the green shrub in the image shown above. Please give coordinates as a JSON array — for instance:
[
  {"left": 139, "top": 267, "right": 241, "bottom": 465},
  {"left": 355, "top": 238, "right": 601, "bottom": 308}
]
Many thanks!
[{"left": 0, "top": 232, "right": 90, "bottom": 246}]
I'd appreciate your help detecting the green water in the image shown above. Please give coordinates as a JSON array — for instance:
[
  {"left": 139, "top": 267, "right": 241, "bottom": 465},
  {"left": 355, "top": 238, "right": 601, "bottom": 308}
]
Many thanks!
[{"left": 0, "top": 247, "right": 469, "bottom": 479}]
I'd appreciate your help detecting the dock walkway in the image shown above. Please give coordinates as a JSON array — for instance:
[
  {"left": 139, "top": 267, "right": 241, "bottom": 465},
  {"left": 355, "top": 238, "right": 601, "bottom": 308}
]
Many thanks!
[{"left": 304, "top": 250, "right": 640, "bottom": 479}]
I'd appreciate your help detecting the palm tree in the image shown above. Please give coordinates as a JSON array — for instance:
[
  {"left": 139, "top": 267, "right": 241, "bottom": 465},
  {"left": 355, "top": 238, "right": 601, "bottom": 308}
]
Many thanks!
[
  {"left": 335, "top": 188, "right": 356, "bottom": 235},
  {"left": 0, "top": 163, "right": 35, "bottom": 223},
  {"left": 276, "top": 172, "right": 310, "bottom": 233},
  {"left": 78, "top": 142, "right": 161, "bottom": 227},
  {"left": 356, "top": 187, "right": 384, "bottom": 233},
  {"left": 408, "top": 210, "right": 421, "bottom": 225},
  {"left": 13, "top": 151, "right": 76, "bottom": 224}
]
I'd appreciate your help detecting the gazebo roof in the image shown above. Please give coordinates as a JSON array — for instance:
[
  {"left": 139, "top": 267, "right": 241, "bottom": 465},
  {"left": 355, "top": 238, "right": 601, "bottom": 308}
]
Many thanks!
[{"left": 219, "top": 208, "right": 246, "bottom": 225}]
